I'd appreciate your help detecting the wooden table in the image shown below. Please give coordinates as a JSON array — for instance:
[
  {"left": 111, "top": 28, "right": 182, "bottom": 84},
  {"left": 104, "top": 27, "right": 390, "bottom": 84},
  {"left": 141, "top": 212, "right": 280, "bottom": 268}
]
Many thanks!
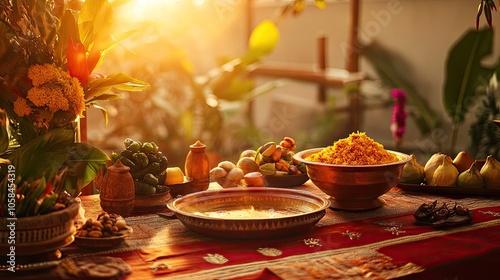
[{"left": 3, "top": 182, "right": 500, "bottom": 279}]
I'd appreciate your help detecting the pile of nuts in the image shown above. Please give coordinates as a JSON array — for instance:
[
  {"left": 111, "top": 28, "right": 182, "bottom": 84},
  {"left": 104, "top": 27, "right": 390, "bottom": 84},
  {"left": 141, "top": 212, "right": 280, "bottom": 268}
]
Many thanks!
[{"left": 76, "top": 212, "right": 128, "bottom": 238}]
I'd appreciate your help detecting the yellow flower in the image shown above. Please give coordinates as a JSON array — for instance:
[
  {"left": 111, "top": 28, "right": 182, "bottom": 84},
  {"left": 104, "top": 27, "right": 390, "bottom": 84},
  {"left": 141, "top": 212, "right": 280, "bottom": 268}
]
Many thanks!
[
  {"left": 13, "top": 98, "right": 32, "bottom": 117},
  {"left": 27, "top": 64, "right": 61, "bottom": 86},
  {"left": 27, "top": 85, "right": 69, "bottom": 112},
  {"left": 24, "top": 64, "right": 86, "bottom": 117},
  {"left": 65, "top": 77, "right": 86, "bottom": 117}
]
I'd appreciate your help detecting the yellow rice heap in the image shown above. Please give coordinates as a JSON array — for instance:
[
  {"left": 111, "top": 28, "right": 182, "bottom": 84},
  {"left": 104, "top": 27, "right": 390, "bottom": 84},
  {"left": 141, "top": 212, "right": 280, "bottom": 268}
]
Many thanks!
[{"left": 307, "top": 132, "right": 399, "bottom": 165}]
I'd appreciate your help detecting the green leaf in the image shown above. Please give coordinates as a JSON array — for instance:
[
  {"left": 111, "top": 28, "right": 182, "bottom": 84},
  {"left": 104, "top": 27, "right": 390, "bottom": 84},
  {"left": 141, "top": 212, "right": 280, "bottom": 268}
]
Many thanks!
[
  {"left": 56, "top": 10, "right": 79, "bottom": 66},
  {"left": 87, "top": 104, "right": 110, "bottom": 126},
  {"left": 62, "top": 143, "right": 108, "bottom": 197},
  {"left": 214, "top": 77, "right": 255, "bottom": 101},
  {"left": 37, "top": 194, "right": 58, "bottom": 215},
  {"left": 78, "top": 0, "right": 113, "bottom": 49},
  {"left": 85, "top": 72, "right": 150, "bottom": 100},
  {"left": 6, "top": 129, "right": 74, "bottom": 185},
  {"left": 443, "top": 27, "right": 495, "bottom": 127},
  {"left": 0, "top": 110, "right": 8, "bottom": 154}
]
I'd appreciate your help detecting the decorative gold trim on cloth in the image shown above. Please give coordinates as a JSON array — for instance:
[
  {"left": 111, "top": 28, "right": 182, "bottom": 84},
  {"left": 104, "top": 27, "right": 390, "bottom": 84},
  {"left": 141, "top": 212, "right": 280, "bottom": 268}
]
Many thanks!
[
  {"left": 257, "top": 248, "right": 282, "bottom": 257},
  {"left": 160, "top": 219, "right": 500, "bottom": 280},
  {"left": 203, "top": 254, "right": 228, "bottom": 265}
]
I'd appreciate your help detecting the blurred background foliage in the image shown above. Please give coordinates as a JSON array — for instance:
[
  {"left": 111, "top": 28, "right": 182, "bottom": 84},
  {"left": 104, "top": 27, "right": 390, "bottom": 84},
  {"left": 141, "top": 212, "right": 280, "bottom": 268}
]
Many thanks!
[
  {"left": 88, "top": 0, "right": 499, "bottom": 168},
  {"left": 88, "top": 1, "right": 285, "bottom": 167}
]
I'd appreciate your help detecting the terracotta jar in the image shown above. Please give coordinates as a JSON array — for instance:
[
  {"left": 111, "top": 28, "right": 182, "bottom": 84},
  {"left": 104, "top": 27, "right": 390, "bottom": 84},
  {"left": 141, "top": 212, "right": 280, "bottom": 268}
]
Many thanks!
[
  {"left": 185, "top": 140, "right": 210, "bottom": 192},
  {"left": 99, "top": 160, "right": 135, "bottom": 217}
]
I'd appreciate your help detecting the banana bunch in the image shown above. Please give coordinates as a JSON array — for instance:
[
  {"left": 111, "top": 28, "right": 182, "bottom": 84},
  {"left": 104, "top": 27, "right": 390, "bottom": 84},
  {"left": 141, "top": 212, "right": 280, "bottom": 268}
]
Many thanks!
[
  {"left": 112, "top": 138, "right": 169, "bottom": 195},
  {"left": 253, "top": 137, "right": 306, "bottom": 176}
]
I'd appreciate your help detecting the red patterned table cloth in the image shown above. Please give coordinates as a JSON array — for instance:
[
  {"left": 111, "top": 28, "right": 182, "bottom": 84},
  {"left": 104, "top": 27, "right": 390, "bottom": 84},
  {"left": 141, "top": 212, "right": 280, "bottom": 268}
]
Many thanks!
[{"left": 66, "top": 182, "right": 500, "bottom": 279}]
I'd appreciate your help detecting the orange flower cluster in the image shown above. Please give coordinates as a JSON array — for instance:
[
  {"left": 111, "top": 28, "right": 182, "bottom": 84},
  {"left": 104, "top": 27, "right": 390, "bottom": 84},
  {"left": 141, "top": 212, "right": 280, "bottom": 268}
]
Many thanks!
[
  {"left": 307, "top": 132, "right": 400, "bottom": 165},
  {"left": 13, "top": 64, "right": 85, "bottom": 118}
]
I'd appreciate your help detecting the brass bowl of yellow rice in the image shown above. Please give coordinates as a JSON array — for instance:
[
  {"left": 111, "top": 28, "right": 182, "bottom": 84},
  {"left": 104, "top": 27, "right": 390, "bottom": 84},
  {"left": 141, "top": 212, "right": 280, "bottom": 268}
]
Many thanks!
[{"left": 293, "top": 132, "right": 410, "bottom": 211}]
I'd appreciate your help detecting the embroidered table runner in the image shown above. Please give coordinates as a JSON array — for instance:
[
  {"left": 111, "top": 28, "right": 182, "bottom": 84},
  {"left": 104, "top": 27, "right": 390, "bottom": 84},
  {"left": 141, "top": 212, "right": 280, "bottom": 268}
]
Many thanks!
[{"left": 71, "top": 182, "right": 500, "bottom": 279}]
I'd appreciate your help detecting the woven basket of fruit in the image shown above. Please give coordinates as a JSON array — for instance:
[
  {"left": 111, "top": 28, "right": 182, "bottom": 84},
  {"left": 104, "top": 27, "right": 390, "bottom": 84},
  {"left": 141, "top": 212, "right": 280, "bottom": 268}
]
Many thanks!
[{"left": 0, "top": 200, "right": 80, "bottom": 255}]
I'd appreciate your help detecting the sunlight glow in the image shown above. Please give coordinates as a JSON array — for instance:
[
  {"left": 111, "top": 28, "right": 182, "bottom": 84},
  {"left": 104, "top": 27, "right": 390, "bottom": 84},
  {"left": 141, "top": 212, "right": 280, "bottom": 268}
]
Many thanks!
[
  {"left": 192, "top": 0, "right": 206, "bottom": 7},
  {"left": 123, "top": 0, "right": 179, "bottom": 21}
]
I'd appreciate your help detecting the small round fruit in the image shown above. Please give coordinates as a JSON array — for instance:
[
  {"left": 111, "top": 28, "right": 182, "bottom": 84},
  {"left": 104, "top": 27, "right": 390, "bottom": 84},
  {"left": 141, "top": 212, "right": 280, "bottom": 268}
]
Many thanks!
[
  {"left": 135, "top": 181, "right": 157, "bottom": 195},
  {"left": 226, "top": 167, "right": 244, "bottom": 181},
  {"left": 165, "top": 167, "right": 185, "bottom": 185},
  {"left": 259, "top": 163, "right": 276, "bottom": 176},
  {"left": 240, "top": 150, "right": 257, "bottom": 159},
  {"left": 218, "top": 161, "right": 236, "bottom": 172},
  {"left": 236, "top": 157, "right": 260, "bottom": 174},
  {"left": 244, "top": 172, "right": 265, "bottom": 187},
  {"left": 209, "top": 166, "right": 227, "bottom": 179}
]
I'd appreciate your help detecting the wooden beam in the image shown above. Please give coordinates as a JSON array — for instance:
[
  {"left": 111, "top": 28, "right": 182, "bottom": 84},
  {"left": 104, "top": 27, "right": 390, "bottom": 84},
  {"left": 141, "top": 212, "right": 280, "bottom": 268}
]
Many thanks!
[{"left": 250, "top": 64, "right": 364, "bottom": 87}]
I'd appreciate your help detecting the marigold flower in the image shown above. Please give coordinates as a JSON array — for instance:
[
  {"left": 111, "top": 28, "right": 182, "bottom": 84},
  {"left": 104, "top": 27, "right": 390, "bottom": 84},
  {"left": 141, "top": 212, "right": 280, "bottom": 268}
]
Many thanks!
[
  {"left": 27, "top": 85, "right": 69, "bottom": 112},
  {"left": 24, "top": 64, "right": 86, "bottom": 117},
  {"left": 65, "top": 77, "right": 86, "bottom": 116},
  {"left": 13, "top": 98, "right": 32, "bottom": 117},
  {"left": 28, "top": 64, "right": 61, "bottom": 86}
]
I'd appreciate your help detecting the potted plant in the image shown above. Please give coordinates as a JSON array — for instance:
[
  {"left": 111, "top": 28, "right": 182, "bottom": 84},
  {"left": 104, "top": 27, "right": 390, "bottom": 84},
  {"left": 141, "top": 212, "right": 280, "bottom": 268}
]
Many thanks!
[{"left": 0, "top": 0, "right": 149, "bottom": 255}]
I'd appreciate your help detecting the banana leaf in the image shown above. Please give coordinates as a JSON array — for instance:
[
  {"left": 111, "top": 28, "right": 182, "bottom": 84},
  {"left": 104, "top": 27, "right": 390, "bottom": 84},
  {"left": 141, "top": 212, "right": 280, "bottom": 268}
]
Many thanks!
[
  {"left": 443, "top": 27, "right": 495, "bottom": 127},
  {"left": 62, "top": 142, "right": 109, "bottom": 197},
  {"left": 4, "top": 129, "right": 74, "bottom": 184},
  {"left": 2, "top": 129, "right": 108, "bottom": 197},
  {"left": 443, "top": 27, "right": 497, "bottom": 153}
]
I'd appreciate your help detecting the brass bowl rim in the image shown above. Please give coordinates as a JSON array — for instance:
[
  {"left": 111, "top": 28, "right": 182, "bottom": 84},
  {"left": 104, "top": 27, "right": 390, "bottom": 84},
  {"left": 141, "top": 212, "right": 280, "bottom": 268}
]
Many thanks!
[
  {"left": 134, "top": 188, "right": 171, "bottom": 198},
  {"left": 167, "top": 176, "right": 193, "bottom": 188},
  {"left": 293, "top": 148, "right": 411, "bottom": 168},
  {"left": 167, "top": 187, "right": 330, "bottom": 221}
]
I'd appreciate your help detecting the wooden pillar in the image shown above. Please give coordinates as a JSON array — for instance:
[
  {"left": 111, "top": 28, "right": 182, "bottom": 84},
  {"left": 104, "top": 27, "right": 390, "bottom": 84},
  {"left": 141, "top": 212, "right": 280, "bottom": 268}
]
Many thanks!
[
  {"left": 346, "top": 0, "right": 362, "bottom": 131},
  {"left": 317, "top": 35, "right": 327, "bottom": 104},
  {"left": 346, "top": 0, "right": 360, "bottom": 73}
]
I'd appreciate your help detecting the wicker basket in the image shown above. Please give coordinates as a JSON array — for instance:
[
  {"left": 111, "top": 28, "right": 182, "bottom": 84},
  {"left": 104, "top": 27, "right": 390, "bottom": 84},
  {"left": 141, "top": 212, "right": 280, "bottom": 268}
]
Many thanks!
[{"left": 0, "top": 201, "right": 80, "bottom": 255}]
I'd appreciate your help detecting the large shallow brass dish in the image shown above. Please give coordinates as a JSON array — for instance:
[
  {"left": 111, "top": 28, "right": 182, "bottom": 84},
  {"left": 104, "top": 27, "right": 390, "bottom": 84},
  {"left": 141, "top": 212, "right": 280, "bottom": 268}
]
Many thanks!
[
  {"left": 167, "top": 187, "right": 330, "bottom": 239},
  {"left": 294, "top": 148, "right": 410, "bottom": 211}
]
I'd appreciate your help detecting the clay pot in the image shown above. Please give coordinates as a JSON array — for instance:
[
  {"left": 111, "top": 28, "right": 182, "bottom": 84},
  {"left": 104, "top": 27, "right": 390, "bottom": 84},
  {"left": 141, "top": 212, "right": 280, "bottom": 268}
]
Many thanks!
[
  {"left": 99, "top": 160, "right": 135, "bottom": 217},
  {"left": 185, "top": 140, "right": 210, "bottom": 192}
]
